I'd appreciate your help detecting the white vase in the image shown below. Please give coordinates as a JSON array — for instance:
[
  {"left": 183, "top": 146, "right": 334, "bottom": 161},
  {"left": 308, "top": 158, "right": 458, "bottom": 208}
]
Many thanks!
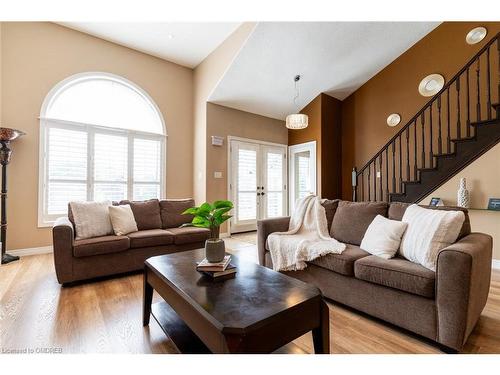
[{"left": 457, "top": 178, "right": 470, "bottom": 208}]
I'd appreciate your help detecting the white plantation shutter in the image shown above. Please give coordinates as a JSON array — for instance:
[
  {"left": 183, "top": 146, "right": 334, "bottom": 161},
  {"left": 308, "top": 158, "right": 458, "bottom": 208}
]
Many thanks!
[
  {"left": 237, "top": 148, "right": 257, "bottom": 221},
  {"left": 39, "top": 73, "right": 165, "bottom": 225},
  {"left": 266, "top": 152, "right": 283, "bottom": 218}
]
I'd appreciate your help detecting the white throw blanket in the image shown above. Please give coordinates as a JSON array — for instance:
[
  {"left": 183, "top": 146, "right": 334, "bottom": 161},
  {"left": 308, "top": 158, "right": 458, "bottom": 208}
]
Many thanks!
[{"left": 267, "top": 195, "right": 346, "bottom": 271}]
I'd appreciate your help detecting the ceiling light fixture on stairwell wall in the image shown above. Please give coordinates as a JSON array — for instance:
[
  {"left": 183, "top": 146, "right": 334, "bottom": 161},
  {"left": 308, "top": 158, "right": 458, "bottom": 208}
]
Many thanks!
[
  {"left": 286, "top": 75, "right": 309, "bottom": 130},
  {"left": 466, "top": 27, "right": 487, "bottom": 45}
]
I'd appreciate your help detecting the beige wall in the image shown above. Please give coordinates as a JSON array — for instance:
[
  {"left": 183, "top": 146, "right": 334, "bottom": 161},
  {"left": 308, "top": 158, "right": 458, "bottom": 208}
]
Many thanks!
[
  {"left": 193, "top": 23, "right": 256, "bottom": 204},
  {"left": 421, "top": 143, "right": 500, "bottom": 260},
  {"left": 1, "top": 22, "right": 194, "bottom": 250},
  {"left": 206, "top": 103, "right": 287, "bottom": 204}
]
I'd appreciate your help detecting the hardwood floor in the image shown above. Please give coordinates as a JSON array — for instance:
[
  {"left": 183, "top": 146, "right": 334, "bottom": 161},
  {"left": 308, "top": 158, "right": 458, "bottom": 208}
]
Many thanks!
[{"left": 1, "top": 233, "right": 499, "bottom": 354}]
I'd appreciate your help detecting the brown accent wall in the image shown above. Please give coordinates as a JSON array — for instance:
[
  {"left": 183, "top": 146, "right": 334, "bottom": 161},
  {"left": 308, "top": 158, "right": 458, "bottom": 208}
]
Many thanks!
[
  {"left": 341, "top": 22, "right": 500, "bottom": 200},
  {"left": 1, "top": 22, "right": 194, "bottom": 250},
  {"left": 289, "top": 93, "right": 342, "bottom": 198}
]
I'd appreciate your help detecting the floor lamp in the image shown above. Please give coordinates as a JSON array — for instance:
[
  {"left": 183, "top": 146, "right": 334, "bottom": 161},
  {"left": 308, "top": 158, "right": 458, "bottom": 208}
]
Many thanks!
[{"left": 0, "top": 127, "right": 26, "bottom": 264}]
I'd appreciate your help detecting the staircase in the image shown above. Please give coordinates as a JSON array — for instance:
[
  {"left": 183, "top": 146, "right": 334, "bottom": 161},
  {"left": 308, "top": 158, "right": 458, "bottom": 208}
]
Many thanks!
[{"left": 352, "top": 33, "right": 500, "bottom": 203}]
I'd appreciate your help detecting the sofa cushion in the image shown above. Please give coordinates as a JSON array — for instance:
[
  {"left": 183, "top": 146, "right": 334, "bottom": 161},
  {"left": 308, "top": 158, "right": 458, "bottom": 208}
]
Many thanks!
[
  {"left": 330, "top": 201, "right": 389, "bottom": 245},
  {"left": 119, "top": 199, "right": 162, "bottom": 230},
  {"left": 388, "top": 202, "right": 471, "bottom": 240},
  {"left": 308, "top": 244, "right": 370, "bottom": 276},
  {"left": 354, "top": 255, "right": 436, "bottom": 298},
  {"left": 127, "top": 229, "right": 174, "bottom": 248},
  {"left": 73, "top": 235, "right": 130, "bottom": 257},
  {"left": 160, "top": 198, "right": 195, "bottom": 229},
  {"left": 168, "top": 227, "right": 210, "bottom": 245},
  {"left": 321, "top": 199, "right": 339, "bottom": 232}
]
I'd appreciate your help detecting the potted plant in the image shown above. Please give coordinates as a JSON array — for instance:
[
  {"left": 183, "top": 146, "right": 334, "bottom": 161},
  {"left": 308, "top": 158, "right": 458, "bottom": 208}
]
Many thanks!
[{"left": 182, "top": 200, "right": 233, "bottom": 262}]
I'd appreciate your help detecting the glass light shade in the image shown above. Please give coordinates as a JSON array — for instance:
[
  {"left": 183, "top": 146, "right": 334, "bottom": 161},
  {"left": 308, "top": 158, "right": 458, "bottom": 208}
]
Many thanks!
[{"left": 286, "top": 113, "right": 309, "bottom": 129}]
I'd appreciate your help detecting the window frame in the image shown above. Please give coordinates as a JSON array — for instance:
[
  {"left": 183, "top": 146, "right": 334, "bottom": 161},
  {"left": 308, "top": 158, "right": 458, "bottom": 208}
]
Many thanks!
[{"left": 38, "top": 72, "right": 167, "bottom": 227}]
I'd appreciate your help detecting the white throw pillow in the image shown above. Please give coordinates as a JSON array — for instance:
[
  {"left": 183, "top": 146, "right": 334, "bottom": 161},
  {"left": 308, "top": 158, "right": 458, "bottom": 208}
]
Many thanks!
[
  {"left": 109, "top": 205, "right": 138, "bottom": 236},
  {"left": 360, "top": 215, "right": 408, "bottom": 259},
  {"left": 399, "top": 204, "right": 465, "bottom": 271},
  {"left": 69, "top": 201, "right": 114, "bottom": 240}
]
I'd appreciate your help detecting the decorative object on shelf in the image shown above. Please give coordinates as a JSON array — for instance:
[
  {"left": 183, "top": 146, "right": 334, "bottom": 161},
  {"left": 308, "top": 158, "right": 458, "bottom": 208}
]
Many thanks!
[
  {"left": 466, "top": 27, "right": 487, "bottom": 45},
  {"left": 487, "top": 198, "right": 500, "bottom": 211},
  {"left": 0, "top": 127, "right": 26, "bottom": 264},
  {"left": 386, "top": 113, "right": 401, "bottom": 127},
  {"left": 182, "top": 200, "right": 233, "bottom": 263},
  {"left": 457, "top": 177, "right": 470, "bottom": 208},
  {"left": 429, "top": 197, "right": 444, "bottom": 207},
  {"left": 286, "top": 75, "right": 308, "bottom": 130},
  {"left": 418, "top": 74, "right": 445, "bottom": 97}
]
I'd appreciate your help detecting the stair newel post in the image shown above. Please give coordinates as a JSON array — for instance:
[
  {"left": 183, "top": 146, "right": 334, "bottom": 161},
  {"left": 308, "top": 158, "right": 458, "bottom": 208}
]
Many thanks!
[
  {"left": 379, "top": 154, "right": 383, "bottom": 202},
  {"left": 437, "top": 95, "right": 443, "bottom": 155},
  {"left": 385, "top": 148, "right": 389, "bottom": 202},
  {"left": 429, "top": 104, "right": 434, "bottom": 166},
  {"left": 456, "top": 77, "right": 461, "bottom": 140},
  {"left": 421, "top": 112, "right": 425, "bottom": 168},
  {"left": 466, "top": 66, "right": 471, "bottom": 137},
  {"left": 447, "top": 87, "right": 451, "bottom": 153},
  {"left": 367, "top": 163, "right": 371, "bottom": 201},
  {"left": 392, "top": 141, "right": 396, "bottom": 194},
  {"left": 406, "top": 127, "right": 410, "bottom": 182},
  {"left": 398, "top": 135, "right": 402, "bottom": 192},
  {"left": 413, "top": 120, "right": 417, "bottom": 180},
  {"left": 486, "top": 46, "right": 492, "bottom": 120},
  {"left": 351, "top": 167, "right": 358, "bottom": 202},
  {"left": 476, "top": 57, "right": 481, "bottom": 122}
]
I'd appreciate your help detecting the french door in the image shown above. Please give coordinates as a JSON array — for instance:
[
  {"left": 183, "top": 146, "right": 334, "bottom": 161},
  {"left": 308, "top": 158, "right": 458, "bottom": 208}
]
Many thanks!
[{"left": 229, "top": 138, "right": 287, "bottom": 233}]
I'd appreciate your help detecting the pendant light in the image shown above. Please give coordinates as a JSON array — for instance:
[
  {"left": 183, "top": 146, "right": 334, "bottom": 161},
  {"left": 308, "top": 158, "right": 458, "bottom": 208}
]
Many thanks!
[{"left": 286, "top": 75, "right": 309, "bottom": 130}]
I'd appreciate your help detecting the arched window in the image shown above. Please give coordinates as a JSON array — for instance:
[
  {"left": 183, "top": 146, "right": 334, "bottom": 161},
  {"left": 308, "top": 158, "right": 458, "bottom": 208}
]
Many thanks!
[{"left": 39, "top": 72, "right": 166, "bottom": 225}]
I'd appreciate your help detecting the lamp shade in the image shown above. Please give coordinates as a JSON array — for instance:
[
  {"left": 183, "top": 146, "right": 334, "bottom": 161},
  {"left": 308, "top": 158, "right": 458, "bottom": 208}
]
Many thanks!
[
  {"left": 0, "top": 127, "right": 26, "bottom": 142},
  {"left": 286, "top": 113, "right": 309, "bottom": 130}
]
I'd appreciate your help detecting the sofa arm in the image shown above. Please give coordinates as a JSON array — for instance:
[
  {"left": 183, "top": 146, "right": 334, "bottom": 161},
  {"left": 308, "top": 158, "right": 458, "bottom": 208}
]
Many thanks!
[
  {"left": 52, "top": 217, "right": 75, "bottom": 284},
  {"left": 257, "top": 217, "right": 290, "bottom": 266},
  {"left": 436, "top": 232, "right": 493, "bottom": 351}
]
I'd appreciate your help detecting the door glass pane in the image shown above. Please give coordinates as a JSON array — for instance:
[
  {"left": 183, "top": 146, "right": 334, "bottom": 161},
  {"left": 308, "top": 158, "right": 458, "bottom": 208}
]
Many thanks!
[
  {"left": 295, "top": 151, "right": 311, "bottom": 201},
  {"left": 266, "top": 152, "right": 283, "bottom": 217},
  {"left": 237, "top": 148, "right": 257, "bottom": 221}
]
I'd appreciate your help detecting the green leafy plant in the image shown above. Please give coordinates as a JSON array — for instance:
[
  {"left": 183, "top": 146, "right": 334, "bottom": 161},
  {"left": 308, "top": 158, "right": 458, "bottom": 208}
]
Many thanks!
[{"left": 182, "top": 200, "right": 233, "bottom": 240}]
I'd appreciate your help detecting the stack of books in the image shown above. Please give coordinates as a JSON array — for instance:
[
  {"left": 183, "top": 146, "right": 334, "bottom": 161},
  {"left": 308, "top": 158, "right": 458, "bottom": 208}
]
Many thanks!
[{"left": 196, "top": 255, "right": 237, "bottom": 279}]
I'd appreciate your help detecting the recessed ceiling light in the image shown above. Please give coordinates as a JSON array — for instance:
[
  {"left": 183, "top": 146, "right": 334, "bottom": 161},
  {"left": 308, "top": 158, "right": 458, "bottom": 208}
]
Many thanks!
[
  {"left": 167, "top": 34, "right": 175, "bottom": 40},
  {"left": 387, "top": 113, "right": 401, "bottom": 127},
  {"left": 418, "top": 74, "right": 445, "bottom": 97},
  {"left": 466, "top": 27, "right": 487, "bottom": 45}
]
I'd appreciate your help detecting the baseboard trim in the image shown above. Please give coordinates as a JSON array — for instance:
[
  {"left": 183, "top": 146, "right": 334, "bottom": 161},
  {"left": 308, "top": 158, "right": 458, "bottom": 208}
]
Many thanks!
[
  {"left": 9, "top": 246, "right": 53, "bottom": 257},
  {"left": 492, "top": 259, "right": 500, "bottom": 270}
]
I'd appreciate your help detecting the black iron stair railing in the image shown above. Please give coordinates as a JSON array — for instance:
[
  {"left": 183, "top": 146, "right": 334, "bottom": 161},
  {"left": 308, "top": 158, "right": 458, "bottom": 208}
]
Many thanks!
[{"left": 352, "top": 32, "right": 500, "bottom": 203}]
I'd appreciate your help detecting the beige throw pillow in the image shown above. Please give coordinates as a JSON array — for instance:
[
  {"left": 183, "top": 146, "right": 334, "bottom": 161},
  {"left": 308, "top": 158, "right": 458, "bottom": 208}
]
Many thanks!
[
  {"left": 69, "top": 201, "right": 113, "bottom": 240},
  {"left": 399, "top": 204, "right": 465, "bottom": 271},
  {"left": 109, "top": 205, "right": 138, "bottom": 236},
  {"left": 360, "top": 215, "right": 408, "bottom": 259}
]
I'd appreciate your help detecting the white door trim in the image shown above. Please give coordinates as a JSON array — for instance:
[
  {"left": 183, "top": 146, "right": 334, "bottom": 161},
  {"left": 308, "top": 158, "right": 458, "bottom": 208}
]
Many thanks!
[{"left": 288, "top": 141, "right": 317, "bottom": 212}]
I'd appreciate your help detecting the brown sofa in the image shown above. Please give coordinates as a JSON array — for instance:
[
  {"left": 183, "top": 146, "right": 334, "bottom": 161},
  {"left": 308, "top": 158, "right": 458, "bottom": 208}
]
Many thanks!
[
  {"left": 53, "top": 198, "right": 208, "bottom": 284},
  {"left": 257, "top": 200, "right": 493, "bottom": 352}
]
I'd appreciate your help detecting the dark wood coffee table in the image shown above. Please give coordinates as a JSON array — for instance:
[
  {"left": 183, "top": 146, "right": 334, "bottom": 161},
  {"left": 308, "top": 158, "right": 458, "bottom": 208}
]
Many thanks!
[{"left": 143, "top": 249, "right": 329, "bottom": 354}]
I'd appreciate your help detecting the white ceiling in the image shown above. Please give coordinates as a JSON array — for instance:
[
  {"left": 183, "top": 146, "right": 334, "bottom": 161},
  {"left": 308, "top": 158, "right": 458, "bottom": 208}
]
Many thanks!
[
  {"left": 209, "top": 22, "right": 440, "bottom": 120},
  {"left": 59, "top": 22, "right": 241, "bottom": 68}
]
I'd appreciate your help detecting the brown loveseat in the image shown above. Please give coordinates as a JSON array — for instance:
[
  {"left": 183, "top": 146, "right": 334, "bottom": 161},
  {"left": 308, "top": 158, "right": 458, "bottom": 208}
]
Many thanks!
[
  {"left": 53, "top": 198, "right": 208, "bottom": 284},
  {"left": 258, "top": 200, "right": 493, "bottom": 352}
]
